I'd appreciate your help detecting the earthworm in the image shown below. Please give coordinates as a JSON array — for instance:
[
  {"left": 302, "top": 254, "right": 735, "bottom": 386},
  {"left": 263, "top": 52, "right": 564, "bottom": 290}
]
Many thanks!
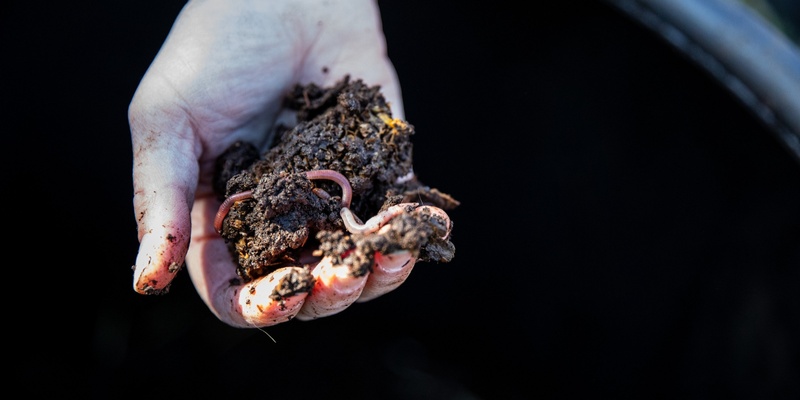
[
  {"left": 305, "top": 169, "right": 352, "bottom": 207},
  {"left": 215, "top": 170, "right": 450, "bottom": 240},
  {"left": 214, "top": 170, "right": 351, "bottom": 234},
  {"left": 311, "top": 188, "right": 331, "bottom": 200},
  {"left": 305, "top": 170, "right": 451, "bottom": 237},
  {"left": 305, "top": 170, "right": 371, "bottom": 234},
  {"left": 339, "top": 207, "right": 385, "bottom": 234},
  {"left": 340, "top": 202, "right": 452, "bottom": 239},
  {"left": 214, "top": 190, "right": 254, "bottom": 233}
]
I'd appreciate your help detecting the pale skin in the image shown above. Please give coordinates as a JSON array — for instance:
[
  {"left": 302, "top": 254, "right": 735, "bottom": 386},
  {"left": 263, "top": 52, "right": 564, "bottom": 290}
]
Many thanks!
[{"left": 129, "top": 0, "right": 440, "bottom": 328}]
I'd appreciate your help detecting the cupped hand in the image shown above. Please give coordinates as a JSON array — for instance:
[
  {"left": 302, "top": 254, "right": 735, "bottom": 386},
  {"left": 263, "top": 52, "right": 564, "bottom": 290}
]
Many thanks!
[{"left": 128, "top": 0, "right": 421, "bottom": 328}]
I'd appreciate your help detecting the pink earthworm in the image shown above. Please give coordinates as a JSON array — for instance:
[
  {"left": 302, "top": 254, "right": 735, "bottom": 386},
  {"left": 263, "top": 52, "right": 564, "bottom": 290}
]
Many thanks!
[
  {"left": 305, "top": 169, "right": 352, "bottom": 207},
  {"left": 214, "top": 170, "right": 450, "bottom": 239},
  {"left": 305, "top": 170, "right": 371, "bottom": 233},
  {"left": 311, "top": 188, "right": 331, "bottom": 200},
  {"left": 340, "top": 202, "right": 452, "bottom": 239},
  {"left": 214, "top": 190, "right": 254, "bottom": 233},
  {"left": 214, "top": 170, "right": 352, "bottom": 234}
]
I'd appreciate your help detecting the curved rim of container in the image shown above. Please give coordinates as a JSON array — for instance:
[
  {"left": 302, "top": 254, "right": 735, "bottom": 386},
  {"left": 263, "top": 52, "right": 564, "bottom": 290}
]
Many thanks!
[{"left": 603, "top": 0, "right": 800, "bottom": 164}]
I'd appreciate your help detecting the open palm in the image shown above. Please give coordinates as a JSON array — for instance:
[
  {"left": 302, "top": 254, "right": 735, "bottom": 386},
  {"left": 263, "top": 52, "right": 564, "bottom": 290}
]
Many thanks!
[{"left": 128, "top": 0, "right": 430, "bottom": 328}]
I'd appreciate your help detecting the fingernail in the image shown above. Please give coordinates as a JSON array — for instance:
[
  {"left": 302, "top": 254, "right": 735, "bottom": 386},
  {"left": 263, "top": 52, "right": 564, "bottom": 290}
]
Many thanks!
[{"left": 373, "top": 251, "right": 413, "bottom": 274}]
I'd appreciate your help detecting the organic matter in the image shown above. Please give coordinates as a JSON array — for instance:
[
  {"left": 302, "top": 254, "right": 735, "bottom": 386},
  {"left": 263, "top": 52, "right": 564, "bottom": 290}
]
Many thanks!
[{"left": 213, "top": 76, "right": 459, "bottom": 285}]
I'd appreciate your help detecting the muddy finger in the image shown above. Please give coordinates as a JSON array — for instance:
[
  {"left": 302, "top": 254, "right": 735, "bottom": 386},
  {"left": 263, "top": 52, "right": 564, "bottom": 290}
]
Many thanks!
[
  {"left": 357, "top": 251, "right": 415, "bottom": 302},
  {"left": 133, "top": 226, "right": 190, "bottom": 294},
  {"left": 295, "top": 256, "right": 368, "bottom": 320},
  {"left": 220, "top": 266, "right": 314, "bottom": 328}
]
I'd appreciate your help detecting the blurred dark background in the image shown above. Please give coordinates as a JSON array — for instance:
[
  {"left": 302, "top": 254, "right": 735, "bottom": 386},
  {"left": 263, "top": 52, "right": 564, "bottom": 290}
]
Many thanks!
[{"left": 5, "top": 0, "right": 799, "bottom": 399}]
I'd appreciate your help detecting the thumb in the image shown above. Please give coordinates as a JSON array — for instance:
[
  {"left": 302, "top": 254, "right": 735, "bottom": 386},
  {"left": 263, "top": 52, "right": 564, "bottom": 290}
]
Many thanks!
[{"left": 129, "top": 92, "right": 199, "bottom": 294}]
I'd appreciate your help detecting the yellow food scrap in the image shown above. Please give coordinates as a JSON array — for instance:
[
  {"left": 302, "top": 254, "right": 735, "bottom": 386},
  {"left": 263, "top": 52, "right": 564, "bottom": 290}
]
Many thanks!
[{"left": 377, "top": 112, "right": 407, "bottom": 142}]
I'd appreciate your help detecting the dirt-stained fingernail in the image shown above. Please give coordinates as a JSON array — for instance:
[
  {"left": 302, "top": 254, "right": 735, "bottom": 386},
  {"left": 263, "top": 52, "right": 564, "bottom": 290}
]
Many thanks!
[{"left": 373, "top": 251, "right": 413, "bottom": 274}]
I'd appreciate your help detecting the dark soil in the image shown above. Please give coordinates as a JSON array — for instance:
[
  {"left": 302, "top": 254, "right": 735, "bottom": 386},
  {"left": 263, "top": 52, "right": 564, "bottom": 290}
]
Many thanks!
[{"left": 213, "top": 76, "right": 459, "bottom": 289}]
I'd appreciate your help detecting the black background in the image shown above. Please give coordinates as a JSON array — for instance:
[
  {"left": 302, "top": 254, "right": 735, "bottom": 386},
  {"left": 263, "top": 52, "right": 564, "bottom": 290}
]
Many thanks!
[{"left": 5, "top": 1, "right": 800, "bottom": 399}]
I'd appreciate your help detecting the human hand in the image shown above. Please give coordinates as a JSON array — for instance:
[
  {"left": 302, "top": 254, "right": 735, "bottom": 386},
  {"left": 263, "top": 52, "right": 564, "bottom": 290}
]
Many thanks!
[{"left": 129, "top": 0, "right": 449, "bottom": 328}]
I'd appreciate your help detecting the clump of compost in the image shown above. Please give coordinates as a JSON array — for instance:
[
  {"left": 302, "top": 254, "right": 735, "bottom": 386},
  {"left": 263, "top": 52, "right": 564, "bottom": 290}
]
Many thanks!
[{"left": 213, "top": 76, "right": 459, "bottom": 283}]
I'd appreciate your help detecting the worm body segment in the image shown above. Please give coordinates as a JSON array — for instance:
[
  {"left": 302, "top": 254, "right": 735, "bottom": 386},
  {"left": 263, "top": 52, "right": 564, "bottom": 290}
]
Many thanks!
[
  {"left": 305, "top": 169, "right": 352, "bottom": 207},
  {"left": 214, "top": 190, "right": 253, "bottom": 233},
  {"left": 341, "top": 203, "right": 452, "bottom": 239}
]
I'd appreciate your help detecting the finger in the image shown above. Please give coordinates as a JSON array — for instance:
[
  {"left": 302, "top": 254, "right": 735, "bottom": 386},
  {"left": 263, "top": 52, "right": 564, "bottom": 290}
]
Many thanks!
[
  {"left": 295, "top": 256, "right": 368, "bottom": 321},
  {"left": 186, "top": 194, "right": 315, "bottom": 327},
  {"left": 131, "top": 191, "right": 191, "bottom": 294},
  {"left": 130, "top": 98, "right": 199, "bottom": 294},
  {"left": 224, "top": 267, "right": 313, "bottom": 328},
  {"left": 357, "top": 251, "right": 416, "bottom": 303}
]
